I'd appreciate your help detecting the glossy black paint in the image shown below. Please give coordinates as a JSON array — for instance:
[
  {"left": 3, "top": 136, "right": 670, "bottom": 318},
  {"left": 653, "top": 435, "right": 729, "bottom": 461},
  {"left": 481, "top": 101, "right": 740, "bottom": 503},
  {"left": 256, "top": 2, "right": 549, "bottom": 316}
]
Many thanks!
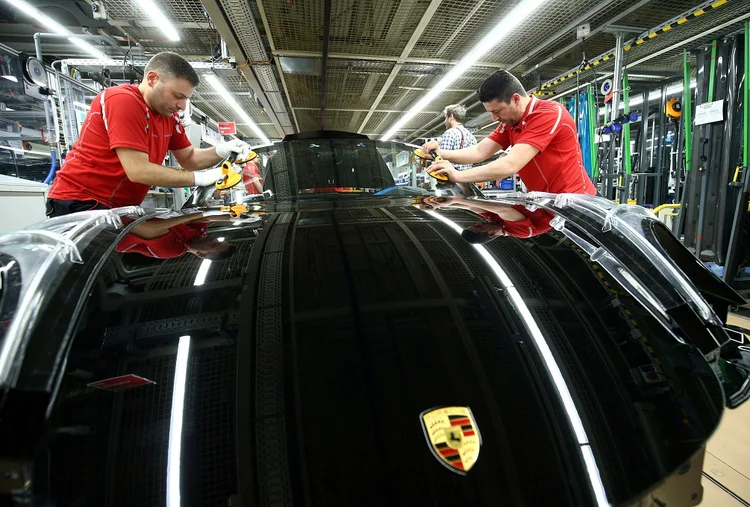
[{"left": 35, "top": 199, "right": 725, "bottom": 507}]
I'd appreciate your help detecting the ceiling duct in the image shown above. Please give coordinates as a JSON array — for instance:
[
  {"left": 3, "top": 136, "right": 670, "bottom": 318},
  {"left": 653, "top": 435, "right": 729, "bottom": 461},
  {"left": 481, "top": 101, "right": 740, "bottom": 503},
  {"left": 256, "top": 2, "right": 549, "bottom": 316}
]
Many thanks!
[{"left": 202, "top": 0, "right": 294, "bottom": 137}]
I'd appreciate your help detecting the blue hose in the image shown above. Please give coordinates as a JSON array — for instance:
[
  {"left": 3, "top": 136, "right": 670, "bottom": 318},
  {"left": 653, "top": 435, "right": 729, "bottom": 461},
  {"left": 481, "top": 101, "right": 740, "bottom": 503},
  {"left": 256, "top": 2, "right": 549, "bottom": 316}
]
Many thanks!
[{"left": 43, "top": 149, "right": 57, "bottom": 185}]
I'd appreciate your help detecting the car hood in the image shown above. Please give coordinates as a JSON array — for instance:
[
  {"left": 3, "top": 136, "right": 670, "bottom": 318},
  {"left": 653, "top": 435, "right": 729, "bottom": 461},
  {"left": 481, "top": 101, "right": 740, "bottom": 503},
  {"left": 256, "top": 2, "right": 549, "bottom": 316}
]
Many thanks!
[{"left": 2, "top": 195, "right": 732, "bottom": 506}]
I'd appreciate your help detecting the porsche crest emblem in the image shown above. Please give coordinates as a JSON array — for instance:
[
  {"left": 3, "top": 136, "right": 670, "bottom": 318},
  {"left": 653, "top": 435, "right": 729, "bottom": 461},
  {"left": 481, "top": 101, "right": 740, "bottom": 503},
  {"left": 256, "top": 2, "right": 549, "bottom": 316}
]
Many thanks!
[{"left": 420, "top": 406, "right": 481, "bottom": 474}]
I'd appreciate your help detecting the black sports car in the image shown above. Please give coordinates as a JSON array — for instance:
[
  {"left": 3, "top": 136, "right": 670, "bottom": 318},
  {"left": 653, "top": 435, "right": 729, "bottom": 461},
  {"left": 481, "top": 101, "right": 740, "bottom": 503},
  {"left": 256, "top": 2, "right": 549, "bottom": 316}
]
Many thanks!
[{"left": 0, "top": 131, "right": 748, "bottom": 506}]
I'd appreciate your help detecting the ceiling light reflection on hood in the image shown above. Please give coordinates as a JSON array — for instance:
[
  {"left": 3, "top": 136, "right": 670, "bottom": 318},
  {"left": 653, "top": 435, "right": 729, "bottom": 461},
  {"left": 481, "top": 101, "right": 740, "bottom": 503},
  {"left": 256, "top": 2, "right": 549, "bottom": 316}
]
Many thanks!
[
  {"left": 167, "top": 335, "right": 191, "bottom": 507},
  {"left": 193, "top": 259, "right": 212, "bottom": 286},
  {"left": 426, "top": 210, "right": 608, "bottom": 506}
]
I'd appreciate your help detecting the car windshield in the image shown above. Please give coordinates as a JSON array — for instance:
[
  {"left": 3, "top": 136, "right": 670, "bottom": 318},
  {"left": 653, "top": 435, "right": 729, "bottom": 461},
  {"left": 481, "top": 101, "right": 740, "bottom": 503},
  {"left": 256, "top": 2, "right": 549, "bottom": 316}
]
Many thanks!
[{"left": 235, "top": 137, "right": 480, "bottom": 200}]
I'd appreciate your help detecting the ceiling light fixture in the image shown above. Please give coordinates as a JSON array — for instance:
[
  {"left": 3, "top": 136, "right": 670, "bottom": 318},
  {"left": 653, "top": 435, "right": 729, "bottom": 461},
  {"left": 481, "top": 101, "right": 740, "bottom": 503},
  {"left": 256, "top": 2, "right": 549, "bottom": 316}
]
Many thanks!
[
  {"left": 5, "top": 0, "right": 115, "bottom": 63},
  {"left": 204, "top": 74, "right": 271, "bottom": 145},
  {"left": 135, "top": 0, "right": 180, "bottom": 42},
  {"left": 381, "top": 0, "right": 550, "bottom": 141}
]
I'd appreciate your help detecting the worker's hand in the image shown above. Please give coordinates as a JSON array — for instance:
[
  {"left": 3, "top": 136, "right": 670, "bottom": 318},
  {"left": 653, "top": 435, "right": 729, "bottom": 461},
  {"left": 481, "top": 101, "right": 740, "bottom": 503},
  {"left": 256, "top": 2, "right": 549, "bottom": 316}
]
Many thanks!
[
  {"left": 193, "top": 167, "right": 224, "bottom": 187},
  {"left": 216, "top": 139, "right": 250, "bottom": 159},
  {"left": 417, "top": 196, "right": 461, "bottom": 210},
  {"left": 421, "top": 140, "right": 440, "bottom": 159},
  {"left": 429, "top": 160, "right": 458, "bottom": 181}
]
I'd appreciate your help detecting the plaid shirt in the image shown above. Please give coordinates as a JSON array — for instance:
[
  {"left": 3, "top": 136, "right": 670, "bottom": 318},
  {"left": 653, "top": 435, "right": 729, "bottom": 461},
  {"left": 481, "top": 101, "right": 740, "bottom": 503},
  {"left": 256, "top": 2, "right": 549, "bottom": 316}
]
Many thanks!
[{"left": 439, "top": 125, "right": 477, "bottom": 170}]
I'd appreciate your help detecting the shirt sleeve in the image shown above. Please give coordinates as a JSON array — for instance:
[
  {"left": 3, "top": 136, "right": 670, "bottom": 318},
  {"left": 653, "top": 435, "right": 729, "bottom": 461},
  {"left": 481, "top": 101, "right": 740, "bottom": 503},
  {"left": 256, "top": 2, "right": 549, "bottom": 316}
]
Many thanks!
[
  {"left": 169, "top": 117, "right": 193, "bottom": 151},
  {"left": 516, "top": 104, "right": 567, "bottom": 153},
  {"left": 102, "top": 91, "right": 150, "bottom": 153},
  {"left": 486, "top": 124, "right": 510, "bottom": 149}
]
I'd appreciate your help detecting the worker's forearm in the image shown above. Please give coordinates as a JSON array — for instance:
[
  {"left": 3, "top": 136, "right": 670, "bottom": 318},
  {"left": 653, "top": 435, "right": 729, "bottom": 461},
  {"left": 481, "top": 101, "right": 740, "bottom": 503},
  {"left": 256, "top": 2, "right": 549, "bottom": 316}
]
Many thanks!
[
  {"left": 182, "top": 147, "right": 223, "bottom": 171},
  {"left": 452, "top": 158, "right": 518, "bottom": 183},
  {"left": 464, "top": 200, "right": 526, "bottom": 221},
  {"left": 439, "top": 146, "right": 481, "bottom": 165},
  {"left": 128, "top": 162, "right": 196, "bottom": 187},
  {"left": 130, "top": 214, "right": 205, "bottom": 239}
]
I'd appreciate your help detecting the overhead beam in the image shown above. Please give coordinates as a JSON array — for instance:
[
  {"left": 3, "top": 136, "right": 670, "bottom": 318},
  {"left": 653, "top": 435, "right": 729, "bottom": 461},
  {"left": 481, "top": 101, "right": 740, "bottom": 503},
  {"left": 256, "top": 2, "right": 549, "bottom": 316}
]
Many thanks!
[
  {"left": 256, "top": 0, "right": 300, "bottom": 132},
  {"left": 320, "top": 0, "right": 332, "bottom": 129},
  {"left": 272, "top": 49, "right": 505, "bottom": 69},
  {"left": 201, "top": 0, "right": 285, "bottom": 138},
  {"left": 519, "top": 0, "right": 653, "bottom": 77},
  {"left": 357, "top": 0, "right": 444, "bottom": 133},
  {"left": 294, "top": 107, "right": 443, "bottom": 114}
]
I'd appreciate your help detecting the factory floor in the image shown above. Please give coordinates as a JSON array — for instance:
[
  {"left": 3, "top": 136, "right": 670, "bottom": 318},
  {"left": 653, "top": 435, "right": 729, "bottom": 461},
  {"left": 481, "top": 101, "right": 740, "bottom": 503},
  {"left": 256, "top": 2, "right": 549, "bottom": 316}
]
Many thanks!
[{"left": 701, "top": 314, "right": 750, "bottom": 505}]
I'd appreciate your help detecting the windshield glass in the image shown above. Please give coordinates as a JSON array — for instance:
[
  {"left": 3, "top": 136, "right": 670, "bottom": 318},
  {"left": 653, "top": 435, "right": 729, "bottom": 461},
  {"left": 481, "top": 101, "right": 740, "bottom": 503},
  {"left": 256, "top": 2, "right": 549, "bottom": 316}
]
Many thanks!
[{"left": 234, "top": 138, "right": 480, "bottom": 201}]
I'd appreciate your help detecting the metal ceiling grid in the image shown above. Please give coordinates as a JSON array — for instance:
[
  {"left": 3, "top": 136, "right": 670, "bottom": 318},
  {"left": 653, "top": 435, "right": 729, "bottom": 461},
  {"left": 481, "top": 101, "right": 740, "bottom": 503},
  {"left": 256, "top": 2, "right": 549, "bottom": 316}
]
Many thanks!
[
  {"left": 408, "top": 0, "right": 508, "bottom": 60},
  {"left": 102, "top": 0, "right": 209, "bottom": 23},
  {"left": 325, "top": 67, "right": 392, "bottom": 110},
  {"left": 259, "top": 0, "right": 325, "bottom": 53},
  {"left": 294, "top": 109, "right": 323, "bottom": 132},
  {"left": 218, "top": 0, "right": 269, "bottom": 59},
  {"left": 284, "top": 73, "right": 324, "bottom": 109},
  {"left": 477, "top": 0, "right": 627, "bottom": 65},
  {"left": 133, "top": 28, "right": 219, "bottom": 56},
  {"left": 326, "top": 0, "right": 431, "bottom": 57},
  {"left": 362, "top": 112, "right": 392, "bottom": 134}
]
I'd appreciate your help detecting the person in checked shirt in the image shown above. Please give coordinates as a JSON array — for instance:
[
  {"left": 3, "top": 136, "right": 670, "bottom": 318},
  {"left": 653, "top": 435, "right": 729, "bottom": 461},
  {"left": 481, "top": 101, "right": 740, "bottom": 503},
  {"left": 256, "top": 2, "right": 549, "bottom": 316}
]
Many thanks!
[{"left": 438, "top": 104, "right": 477, "bottom": 171}]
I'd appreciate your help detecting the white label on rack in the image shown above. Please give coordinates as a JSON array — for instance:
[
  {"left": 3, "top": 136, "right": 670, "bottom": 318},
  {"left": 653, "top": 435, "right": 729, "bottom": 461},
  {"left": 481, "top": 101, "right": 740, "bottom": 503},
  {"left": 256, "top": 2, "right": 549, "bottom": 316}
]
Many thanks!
[{"left": 694, "top": 99, "right": 724, "bottom": 125}]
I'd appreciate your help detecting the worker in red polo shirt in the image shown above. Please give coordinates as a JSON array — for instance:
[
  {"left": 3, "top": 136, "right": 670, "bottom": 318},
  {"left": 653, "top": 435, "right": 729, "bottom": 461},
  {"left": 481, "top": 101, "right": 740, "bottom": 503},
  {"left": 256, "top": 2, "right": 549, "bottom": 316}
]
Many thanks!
[
  {"left": 115, "top": 212, "right": 235, "bottom": 260},
  {"left": 421, "top": 70, "right": 596, "bottom": 195},
  {"left": 420, "top": 195, "right": 553, "bottom": 241},
  {"left": 47, "top": 51, "right": 249, "bottom": 217}
]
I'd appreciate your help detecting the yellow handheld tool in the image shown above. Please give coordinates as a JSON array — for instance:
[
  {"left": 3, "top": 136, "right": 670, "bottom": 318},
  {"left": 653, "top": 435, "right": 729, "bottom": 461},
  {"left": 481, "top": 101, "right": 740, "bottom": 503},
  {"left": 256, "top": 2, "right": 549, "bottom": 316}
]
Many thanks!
[
  {"left": 214, "top": 150, "right": 258, "bottom": 190},
  {"left": 413, "top": 148, "right": 449, "bottom": 181},
  {"left": 220, "top": 203, "right": 248, "bottom": 218}
]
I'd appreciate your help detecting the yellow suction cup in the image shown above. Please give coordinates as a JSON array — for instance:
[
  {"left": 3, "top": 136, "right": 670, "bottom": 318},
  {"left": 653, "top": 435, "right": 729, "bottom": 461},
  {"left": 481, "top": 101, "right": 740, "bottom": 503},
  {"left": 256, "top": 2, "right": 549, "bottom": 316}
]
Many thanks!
[
  {"left": 235, "top": 150, "right": 258, "bottom": 165},
  {"left": 215, "top": 160, "right": 243, "bottom": 190},
  {"left": 413, "top": 148, "right": 449, "bottom": 181}
]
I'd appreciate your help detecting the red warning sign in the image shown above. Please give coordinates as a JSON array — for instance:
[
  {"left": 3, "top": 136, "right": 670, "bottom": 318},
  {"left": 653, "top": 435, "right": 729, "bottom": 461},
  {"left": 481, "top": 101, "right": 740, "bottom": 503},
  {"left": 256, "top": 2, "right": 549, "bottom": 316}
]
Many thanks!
[
  {"left": 87, "top": 374, "right": 155, "bottom": 391},
  {"left": 218, "top": 122, "right": 236, "bottom": 135}
]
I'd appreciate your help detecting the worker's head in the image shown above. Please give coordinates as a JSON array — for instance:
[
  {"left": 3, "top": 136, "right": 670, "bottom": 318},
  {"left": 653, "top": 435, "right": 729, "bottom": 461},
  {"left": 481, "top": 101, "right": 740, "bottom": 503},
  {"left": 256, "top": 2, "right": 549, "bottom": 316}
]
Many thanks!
[
  {"left": 142, "top": 52, "right": 200, "bottom": 117},
  {"left": 443, "top": 104, "right": 467, "bottom": 129},
  {"left": 478, "top": 70, "right": 530, "bottom": 125},
  {"left": 187, "top": 237, "right": 237, "bottom": 260},
  {"left": 461, "top": 223, "right": 506, "bottom": 244}
]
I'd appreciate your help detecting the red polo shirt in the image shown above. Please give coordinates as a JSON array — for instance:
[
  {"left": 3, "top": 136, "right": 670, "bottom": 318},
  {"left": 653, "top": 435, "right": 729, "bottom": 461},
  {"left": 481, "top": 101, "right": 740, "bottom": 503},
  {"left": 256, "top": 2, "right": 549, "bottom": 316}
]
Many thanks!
[
  {"left": 478, "top": 206, "right": 553, "bottom": 239},
  {"left": 48, "top": 84, "right": 192, "bottom": 208},
  {"left": 487, "top": 96, "right": 596, "bottom": 195},
  {"left": 115, "top": 222, "right": 207, "bottom": 259}
]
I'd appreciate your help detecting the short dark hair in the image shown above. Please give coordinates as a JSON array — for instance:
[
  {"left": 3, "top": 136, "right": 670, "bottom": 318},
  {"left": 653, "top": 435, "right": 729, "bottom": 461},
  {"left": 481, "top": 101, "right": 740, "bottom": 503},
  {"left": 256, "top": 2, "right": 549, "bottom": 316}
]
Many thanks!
[
  {"left": 144, "top": 52, "right": 200, "bottom": 87},
  {"left": 204, "top": 243, "right": 237, "bottom": 261},
  {"left": 478, "top": 70, "right": 527, "bottom": 104},
  {"left": 461, "top": 227, "right": 493, "bottom": 244}
]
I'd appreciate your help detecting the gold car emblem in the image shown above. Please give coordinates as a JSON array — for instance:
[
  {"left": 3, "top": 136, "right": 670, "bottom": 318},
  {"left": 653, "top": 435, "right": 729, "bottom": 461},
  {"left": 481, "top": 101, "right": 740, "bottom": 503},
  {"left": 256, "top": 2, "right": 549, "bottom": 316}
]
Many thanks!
[{"left": 420, "top": 406, "right": 481, "bottom": 474}]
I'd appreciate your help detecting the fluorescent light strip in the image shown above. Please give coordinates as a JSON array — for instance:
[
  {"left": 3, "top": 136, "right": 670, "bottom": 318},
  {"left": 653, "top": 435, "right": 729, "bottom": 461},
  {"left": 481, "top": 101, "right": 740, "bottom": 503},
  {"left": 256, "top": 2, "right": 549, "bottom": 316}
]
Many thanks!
[
  {"left": 428, "top": 210, "right": 608, "bottom": 505},
  {"left": 193, "top": 259, "right": 212, "bottom": 286},
  {"left": 135, "top": 0, "right": 180, "bottom": 41},
  {"left": 381, "top": 0, "right": 549, "bottom": 141},
  {"left": 5, "top": 0, "right": 115, "bottom": 64},
  {"left": 167, "top": 335, "right": 191, "bottom": 507},
  {"left": 204, "top": 74, "right": 271, "bottom": 145}
]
